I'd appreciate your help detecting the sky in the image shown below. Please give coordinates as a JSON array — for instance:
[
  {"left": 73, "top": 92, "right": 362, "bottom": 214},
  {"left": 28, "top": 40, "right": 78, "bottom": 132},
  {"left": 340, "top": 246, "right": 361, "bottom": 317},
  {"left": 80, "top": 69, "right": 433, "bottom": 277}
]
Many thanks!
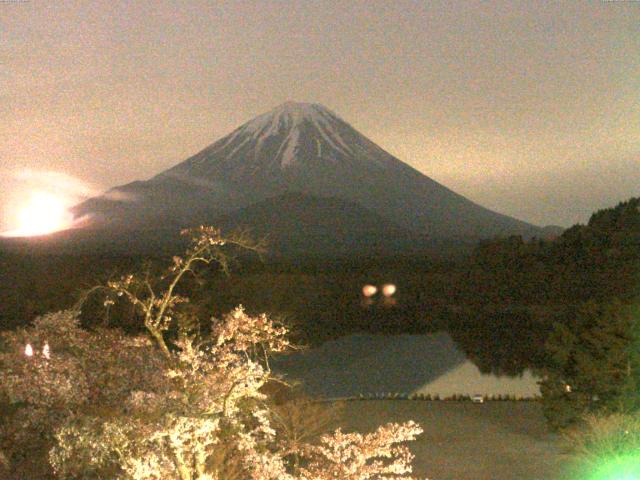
[{"left": 1, "top": 0, "right": 639, "bottom": 230}]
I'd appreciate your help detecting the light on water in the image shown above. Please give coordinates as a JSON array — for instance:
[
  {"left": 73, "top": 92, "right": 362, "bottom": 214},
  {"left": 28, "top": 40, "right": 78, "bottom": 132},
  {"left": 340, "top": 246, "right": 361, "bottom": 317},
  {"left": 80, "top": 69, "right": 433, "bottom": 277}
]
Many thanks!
[
  {"left": 382, "top": 283, "right": 397, "bottom": 297},
  {"left": 362, "top": 285, "right": 378, "bottom": 297}
]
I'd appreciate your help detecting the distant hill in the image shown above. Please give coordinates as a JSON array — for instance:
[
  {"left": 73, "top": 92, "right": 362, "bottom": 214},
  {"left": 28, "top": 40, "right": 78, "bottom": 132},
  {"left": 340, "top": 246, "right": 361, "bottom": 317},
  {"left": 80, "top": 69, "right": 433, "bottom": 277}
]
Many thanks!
[
  {"left": 470, "top": 196, "right": 640, "bottom": 304},
  {"left": 212, "top": 192, "right": 428, "bottom": 257}
]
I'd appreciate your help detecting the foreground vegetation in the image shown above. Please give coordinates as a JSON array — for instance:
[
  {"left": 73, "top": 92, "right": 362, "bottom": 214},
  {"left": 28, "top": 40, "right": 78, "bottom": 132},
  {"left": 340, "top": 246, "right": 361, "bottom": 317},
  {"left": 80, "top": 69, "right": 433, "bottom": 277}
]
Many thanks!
[
  {"left": 0, "top": 228, "right": 423, "bottom": 479},
  {"left": 1, "top": 197, "right": 640, "bottom": 477},
  {"left": 563, "top": 413, "right": 640, "bottom": 479}
]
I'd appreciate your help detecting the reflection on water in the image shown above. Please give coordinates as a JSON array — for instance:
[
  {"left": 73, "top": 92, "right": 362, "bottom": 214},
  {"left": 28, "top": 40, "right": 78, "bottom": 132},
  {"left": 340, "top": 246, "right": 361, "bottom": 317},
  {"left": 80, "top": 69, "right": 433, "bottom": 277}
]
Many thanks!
[{"left": 273, "top": 332, "right": 540, "bottom": 399}]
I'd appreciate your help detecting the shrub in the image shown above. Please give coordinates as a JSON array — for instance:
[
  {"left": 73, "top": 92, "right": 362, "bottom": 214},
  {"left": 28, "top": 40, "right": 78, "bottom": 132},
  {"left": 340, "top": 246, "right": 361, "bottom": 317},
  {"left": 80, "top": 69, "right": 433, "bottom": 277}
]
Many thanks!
[
  {"left": 564, "top": 413, "right": 640, "bottom": 479},
  {"left": 0, "top": 310, "right": 163, "bottom": 474}
]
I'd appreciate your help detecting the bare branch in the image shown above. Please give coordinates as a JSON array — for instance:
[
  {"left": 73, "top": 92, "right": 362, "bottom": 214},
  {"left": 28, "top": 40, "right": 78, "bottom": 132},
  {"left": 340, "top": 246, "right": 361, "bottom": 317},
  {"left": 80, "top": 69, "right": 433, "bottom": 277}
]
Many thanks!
[{"left": 96, "top": 226, "right": 264, "bottom": 361}]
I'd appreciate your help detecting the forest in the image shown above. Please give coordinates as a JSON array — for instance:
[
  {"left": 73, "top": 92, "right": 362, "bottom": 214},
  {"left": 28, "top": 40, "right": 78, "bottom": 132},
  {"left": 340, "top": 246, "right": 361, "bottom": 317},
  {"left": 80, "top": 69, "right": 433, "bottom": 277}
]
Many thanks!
[
  {"left": 1, "top": 198, "right": 640, "bottom": 478},
  {"left": 2, "top": 198, "right": 638, "bottom": 362}
]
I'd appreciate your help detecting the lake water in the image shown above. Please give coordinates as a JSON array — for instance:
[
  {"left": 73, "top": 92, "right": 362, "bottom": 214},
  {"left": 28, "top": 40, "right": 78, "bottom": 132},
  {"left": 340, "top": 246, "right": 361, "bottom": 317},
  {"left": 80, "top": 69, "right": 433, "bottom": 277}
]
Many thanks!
[{"left": 273, "top": 332, "right": 540, "bottom": 399}]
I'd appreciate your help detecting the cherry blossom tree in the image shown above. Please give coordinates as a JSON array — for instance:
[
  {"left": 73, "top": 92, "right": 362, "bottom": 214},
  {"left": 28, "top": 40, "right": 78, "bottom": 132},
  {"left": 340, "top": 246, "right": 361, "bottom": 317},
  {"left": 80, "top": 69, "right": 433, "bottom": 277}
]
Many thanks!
[
  {"left": 0, "top": 310, "right": 164, "bottom": 477},
  {"left": 1, "top": 227, "right": 425, "bottom": 479},
  {"left": 101, "top": 226, "right": 264, "bottom": 359},
  {"left": 297, "top": 422, "right": 423, "bottom": 480},
  {"left": 46, "top": 307, "right": 423, "bottom": 480}
]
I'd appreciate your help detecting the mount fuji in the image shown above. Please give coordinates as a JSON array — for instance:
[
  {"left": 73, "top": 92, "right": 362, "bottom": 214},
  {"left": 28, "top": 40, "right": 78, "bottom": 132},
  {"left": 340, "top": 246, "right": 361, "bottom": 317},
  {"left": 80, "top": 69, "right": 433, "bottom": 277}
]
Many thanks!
[{"left": 72, "top": 102, "right": 554, "bottom": 255}]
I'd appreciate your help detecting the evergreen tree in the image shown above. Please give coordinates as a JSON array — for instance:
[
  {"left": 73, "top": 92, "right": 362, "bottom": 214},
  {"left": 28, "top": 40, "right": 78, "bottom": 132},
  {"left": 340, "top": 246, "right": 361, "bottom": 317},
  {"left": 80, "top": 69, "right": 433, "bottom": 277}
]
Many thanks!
[{"left": 539, "top": 300, "right": 640, "bottom": 430}]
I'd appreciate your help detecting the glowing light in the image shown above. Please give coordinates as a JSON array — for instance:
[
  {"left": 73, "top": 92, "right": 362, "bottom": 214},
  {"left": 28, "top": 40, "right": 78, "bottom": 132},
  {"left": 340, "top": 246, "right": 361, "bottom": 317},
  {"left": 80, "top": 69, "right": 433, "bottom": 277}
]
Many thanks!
[
  {"left": 382, "top": 284, "right": 397, "bottom": 297},
  {"left": 25, "top": 344, "right": 33, "bottom": 357},
  {"left": 43, "top": 342, "right": 50, "bottom": 360},
  {"left": 13, "top": 192, "right": 72, "bottom": 236},
  {"left": 362, "top": 285, "right": 378, "bottom": 297},
  {"left": 581, "top": 453, "right": 640, "bottom": 480}
]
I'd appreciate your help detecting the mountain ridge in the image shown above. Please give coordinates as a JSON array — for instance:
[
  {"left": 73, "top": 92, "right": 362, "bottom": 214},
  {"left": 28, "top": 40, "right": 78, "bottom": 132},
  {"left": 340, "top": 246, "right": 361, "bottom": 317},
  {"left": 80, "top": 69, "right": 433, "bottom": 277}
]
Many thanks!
[{"left": 72, "top": 101, "right": 555, "bottom": 249}]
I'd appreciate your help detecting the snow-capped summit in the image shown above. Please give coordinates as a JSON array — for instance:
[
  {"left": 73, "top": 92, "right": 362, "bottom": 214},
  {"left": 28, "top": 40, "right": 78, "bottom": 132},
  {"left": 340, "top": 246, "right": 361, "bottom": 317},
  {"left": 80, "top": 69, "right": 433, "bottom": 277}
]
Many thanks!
[
  {"left": 74, "top": 102, "right": 547, "bottom": 245},
  {"left": 158, "top": 101, "right": 390, "bottom": 181},
  {"left": 232, "top": 101, "right": 354, "bottom": 166},
  {"left": 240, "top": 101, "right": 344, "bottom": 137},
  {"left": 243, "top": 102, "right": 336, "bottom": 136}
]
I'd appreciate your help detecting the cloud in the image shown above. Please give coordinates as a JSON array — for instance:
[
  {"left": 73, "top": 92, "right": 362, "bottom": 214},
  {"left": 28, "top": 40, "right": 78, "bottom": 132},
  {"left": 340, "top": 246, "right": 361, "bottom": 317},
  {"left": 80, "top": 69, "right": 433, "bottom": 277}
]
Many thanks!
[
  {"left": 3, "top": 169, "right": 137, "bottom": 203},
  {"left": 102, "top": 189, "right": 138, "bottom": 202}
]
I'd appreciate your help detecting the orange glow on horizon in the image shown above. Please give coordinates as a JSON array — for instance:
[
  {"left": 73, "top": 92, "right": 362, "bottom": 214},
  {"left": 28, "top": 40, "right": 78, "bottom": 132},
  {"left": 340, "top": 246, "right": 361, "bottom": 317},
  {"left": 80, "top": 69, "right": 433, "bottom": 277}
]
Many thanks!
[{"left": 3, "top": 192, "right": 73, "bottom": 237}]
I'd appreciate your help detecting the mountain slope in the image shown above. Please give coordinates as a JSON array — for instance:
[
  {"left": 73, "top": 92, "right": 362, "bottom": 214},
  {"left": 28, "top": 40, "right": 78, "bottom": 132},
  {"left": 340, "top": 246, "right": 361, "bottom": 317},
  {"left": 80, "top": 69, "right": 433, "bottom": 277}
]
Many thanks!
[
  {"left": 212, "top": 192, "right": 425, "bottom": 257},
  {"left": 73, "top": 102, "right": 545, "bottom": 241}
]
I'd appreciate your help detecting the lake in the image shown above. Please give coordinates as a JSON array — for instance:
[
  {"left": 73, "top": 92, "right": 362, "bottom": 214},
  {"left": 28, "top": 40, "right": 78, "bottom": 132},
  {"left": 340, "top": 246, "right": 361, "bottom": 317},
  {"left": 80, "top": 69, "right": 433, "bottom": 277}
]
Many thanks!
[{"left": 273, "top": 332, "right": 540, "bottom": 399}]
